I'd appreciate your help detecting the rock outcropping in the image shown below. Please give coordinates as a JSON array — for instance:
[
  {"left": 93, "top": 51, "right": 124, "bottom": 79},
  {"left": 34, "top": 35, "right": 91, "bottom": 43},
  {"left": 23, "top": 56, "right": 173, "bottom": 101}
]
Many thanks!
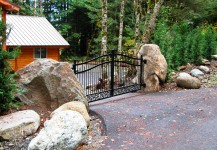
[{"left": 17, "top": 59, "right": 88, "bottom": 111}]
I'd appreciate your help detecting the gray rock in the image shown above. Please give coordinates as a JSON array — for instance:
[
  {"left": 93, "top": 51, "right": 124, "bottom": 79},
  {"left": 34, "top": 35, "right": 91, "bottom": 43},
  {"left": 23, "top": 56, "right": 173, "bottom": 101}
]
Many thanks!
[
  {"left": 190, "top": 69, "right": 204, "bottom": 78},
  {"left": 201, "top": 59, "right": 211, "bottom": 65},
  {"left": 212, "top": 55, "right": 217, "bottom": 60},
  {"left": 28, "top": 110, "right": 87, "bottom": 150},
  {"left": 137, "top": 44, "right": 168, "bottom": 92},
  {"left": 179, "top": 72, "right": 192, "bottom": 78},
  {"left": 0, "top": 110, "right": 40, "bottom": 140},
  {"left": 17, "top": 59, "right": 88, "bottom": 111},
  {"left": 198, "top": 66, "right": 210, "bottom": 73},
  {"left": 51, "top": 101, "right": 90, "bottom": 127},
  {"left": 176, "top": 75, "right": 201, "bottom": 89}
]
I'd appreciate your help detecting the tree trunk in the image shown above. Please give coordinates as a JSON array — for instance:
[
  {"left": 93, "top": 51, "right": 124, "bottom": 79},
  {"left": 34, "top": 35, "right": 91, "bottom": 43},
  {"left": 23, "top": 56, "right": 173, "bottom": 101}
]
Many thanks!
[
  {"left": 118, "top": 0, "right": 125, "bottom": 54},
  {"left": 101, "top": 0, "right": 108, "bottom": 55},
  {"left": 116, "top": 0, "right": 125, "bottom": 84},
  {"left": 143, "top": 0, "right": 164, "bottom": 44},
  {"left": 38, "top": 0, "right": 42, "bottom": 15},
  {"left": 34, "top": 0, "right": 37, "bottom": 16},
  {"left": 134, "top": 0, "right": 140, "bottom": 56},
  {"left": 101, "top": 0, "right": 108, "bottom": 80}
]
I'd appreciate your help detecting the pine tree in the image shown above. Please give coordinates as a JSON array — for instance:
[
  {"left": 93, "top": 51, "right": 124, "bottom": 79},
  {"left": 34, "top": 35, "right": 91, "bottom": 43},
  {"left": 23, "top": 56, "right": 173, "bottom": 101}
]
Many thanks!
[{"left": 0, "top": 19, "right": 20, "bottom": 112}]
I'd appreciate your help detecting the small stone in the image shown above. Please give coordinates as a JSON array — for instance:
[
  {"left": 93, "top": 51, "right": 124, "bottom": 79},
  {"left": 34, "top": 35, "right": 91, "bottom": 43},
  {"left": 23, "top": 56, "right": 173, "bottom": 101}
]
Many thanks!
[
  {"left": 190, "top": 69, "right": 204, "bottom": 78},
  {"left": 179, "top": 72, "right": 192, "bottom": 78},
  {"left": 212, "top": 55, "right": 217, "bottom": 60},
  {"left": 201, "top": 59, "right": 211, "bottom": 65},
  {"left": 179, "top": 65, "right": 187, "bottom": 70},
  {"left": 176, "top": 75, "right": 201, "bottom": 89},
  {"left": 198, "top": 66, "right": 210, "bottom": 73},
  {"left": 8, "top": 143, "right": 14, "bottom": 147}
]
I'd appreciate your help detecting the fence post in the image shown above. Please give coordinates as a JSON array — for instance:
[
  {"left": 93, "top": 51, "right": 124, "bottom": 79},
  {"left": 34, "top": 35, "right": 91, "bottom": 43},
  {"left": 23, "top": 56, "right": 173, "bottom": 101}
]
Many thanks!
[
  {"left": 140, "top": 55, "right": 146, "bottom": 88},
  {"left": 73, "top": 60, "right": 76, "bottom": 74},
  {"left": 110, "top": 50, "right": 115, "bottom": 97}
]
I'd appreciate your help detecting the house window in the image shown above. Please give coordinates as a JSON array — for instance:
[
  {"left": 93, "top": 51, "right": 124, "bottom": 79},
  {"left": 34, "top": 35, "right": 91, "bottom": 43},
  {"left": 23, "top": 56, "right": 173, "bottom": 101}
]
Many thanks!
[{"left": 34, "top": 48, "right": 47, "bottom": 58}]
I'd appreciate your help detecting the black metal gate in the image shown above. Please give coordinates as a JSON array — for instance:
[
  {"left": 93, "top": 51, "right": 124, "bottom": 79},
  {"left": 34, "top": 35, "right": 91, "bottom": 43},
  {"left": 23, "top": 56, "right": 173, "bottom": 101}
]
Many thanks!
[{"left": 72, "top": 50, "right": 146, "bottom": 102}]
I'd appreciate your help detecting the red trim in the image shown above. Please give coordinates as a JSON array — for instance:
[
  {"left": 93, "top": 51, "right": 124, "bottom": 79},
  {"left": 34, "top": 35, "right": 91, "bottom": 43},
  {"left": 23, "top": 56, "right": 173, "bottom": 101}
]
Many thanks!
[
  {"left": 1, "top": 0, "right": 20, "bottom": 50},
  {"left": 0, "top": 0, "right": 20, "bottom": 11},
  {"left": 2, "top": 9, "right": 6, "bottom": 50}
]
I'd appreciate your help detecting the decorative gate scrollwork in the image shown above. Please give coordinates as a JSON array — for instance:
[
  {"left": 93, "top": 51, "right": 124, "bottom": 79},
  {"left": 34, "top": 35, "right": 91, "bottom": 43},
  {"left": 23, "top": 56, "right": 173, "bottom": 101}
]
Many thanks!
[{"left": 72, "top": 50, "right": 146, "bottom": 102}]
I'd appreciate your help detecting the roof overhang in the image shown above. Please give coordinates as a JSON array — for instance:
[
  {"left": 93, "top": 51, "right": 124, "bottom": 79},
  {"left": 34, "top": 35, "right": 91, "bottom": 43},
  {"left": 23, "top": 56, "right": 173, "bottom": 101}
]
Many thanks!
[
  {"left": 6, "top": 45, "right": 70, "bottom": 48},
  {"left": 0, "top": 0, "right": 20, "bottom": 11}
]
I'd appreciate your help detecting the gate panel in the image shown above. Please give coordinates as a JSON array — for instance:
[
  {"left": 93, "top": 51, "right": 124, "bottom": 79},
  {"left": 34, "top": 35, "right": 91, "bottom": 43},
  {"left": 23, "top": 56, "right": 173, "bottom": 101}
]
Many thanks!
[{"left": 73, "top": 50, "right": 145, "bottom": 102}]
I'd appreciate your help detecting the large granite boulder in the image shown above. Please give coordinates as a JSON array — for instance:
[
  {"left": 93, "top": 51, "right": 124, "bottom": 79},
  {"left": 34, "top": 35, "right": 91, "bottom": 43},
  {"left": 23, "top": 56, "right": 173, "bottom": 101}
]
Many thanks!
[
  {"left": 50, "top": 101, "right": 90, "bottom": 127},
  {"left": 0, "top": 110, "right": 40, "bottom": 140},
  {"left": 137, "top": 44, "right": 168, "bottom": 92},
  {"left": 17, "top": 59, "right": 88, "bottom": 111},
  {"left": 176, "top": 72, "right": 201, "bottom": 89},
  {"left": 28, "top": 110, "right": 87, "bottom": 150}
]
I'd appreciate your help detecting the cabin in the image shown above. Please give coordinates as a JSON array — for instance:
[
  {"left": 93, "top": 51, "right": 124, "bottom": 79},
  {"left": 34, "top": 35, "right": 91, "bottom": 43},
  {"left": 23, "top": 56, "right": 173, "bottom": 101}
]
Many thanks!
[
  {"left": 1, "top": 0, "right": 69, "bottom": 71},
  {"left": 6, "top": 15, "right": 70, "bottom": 71}
]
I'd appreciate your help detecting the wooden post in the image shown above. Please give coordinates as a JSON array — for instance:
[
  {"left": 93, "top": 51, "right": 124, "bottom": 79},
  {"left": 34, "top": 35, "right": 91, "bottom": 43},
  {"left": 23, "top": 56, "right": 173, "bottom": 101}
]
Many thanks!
[{"left": 1, "top": 0, "right": 20, "bottom": 50}]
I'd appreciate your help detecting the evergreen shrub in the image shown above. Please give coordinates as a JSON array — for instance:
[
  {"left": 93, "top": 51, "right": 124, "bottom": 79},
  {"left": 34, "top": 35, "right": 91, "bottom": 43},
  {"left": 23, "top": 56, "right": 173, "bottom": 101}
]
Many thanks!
[
  {"left": 0, "top": 20, "right": 21, "bottom": 112},
  {"left": 154, "top": 22, "right": 217, "bottom": 73}
]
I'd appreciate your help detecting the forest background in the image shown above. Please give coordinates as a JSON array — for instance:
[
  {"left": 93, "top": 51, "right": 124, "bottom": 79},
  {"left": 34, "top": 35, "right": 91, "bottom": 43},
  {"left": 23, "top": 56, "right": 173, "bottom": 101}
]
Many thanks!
[{"left": 5, "top": 0, "right": 217, "bottom": 72}]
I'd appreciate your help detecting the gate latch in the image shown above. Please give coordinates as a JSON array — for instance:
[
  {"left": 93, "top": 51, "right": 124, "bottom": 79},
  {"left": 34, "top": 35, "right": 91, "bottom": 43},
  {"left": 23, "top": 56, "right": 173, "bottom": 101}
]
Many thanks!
[{"left": 143, "top": 59, "right": 147, "bottom": 64}]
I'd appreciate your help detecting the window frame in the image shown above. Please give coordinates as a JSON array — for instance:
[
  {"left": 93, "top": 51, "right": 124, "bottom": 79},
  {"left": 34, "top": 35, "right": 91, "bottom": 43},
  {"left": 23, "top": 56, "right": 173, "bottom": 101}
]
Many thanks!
[{"left": 34, "top": 48, "right": 47, "bottom": 59}]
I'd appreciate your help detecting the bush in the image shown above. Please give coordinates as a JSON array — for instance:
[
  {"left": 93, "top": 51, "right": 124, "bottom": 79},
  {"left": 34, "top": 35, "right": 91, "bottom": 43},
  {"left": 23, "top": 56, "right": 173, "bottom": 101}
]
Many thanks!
[
  {"left": 154, "top": 21, "right": 217, "bottom": 72},
  {"left": 0, "top": 20, "right": 21, "bottom": 112}
]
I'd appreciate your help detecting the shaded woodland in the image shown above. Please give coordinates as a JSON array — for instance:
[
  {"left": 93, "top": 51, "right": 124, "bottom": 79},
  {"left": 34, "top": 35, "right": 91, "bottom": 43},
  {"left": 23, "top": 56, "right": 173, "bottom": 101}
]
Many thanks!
[{"left": 7, "top": 0, "right": 217, "bottom": 72}]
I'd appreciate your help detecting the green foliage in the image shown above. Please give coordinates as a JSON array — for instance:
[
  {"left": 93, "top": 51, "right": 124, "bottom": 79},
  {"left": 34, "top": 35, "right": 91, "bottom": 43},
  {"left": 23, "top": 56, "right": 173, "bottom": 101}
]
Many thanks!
[
  {"left": 164, "top": 0, "right": 217, "bottom": 25},
  {"left": 10, "top": 0, "right": 36, "bottom": 16},
  {"left": 8, "top": 0, "right": 217, "bottom": 64},
  {"left": 0, "top": 20, "right": 21, "bottom": 112},
  {"left": 154, "top": 6, "right": 217, "bottom": 72}
]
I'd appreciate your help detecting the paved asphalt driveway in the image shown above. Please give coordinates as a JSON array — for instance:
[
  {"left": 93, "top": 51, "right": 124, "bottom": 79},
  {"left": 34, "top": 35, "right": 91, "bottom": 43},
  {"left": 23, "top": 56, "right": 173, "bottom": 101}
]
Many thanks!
[{"left": 90, "top": 86, "right": 217, "bottom": 150}]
